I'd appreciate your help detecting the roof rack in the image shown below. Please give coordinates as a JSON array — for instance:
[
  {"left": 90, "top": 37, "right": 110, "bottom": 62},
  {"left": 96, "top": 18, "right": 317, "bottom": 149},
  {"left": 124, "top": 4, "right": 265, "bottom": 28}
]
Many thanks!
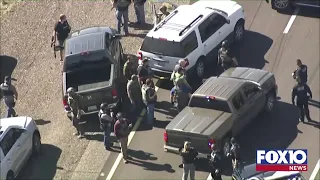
[
  {"left": 154, "top": 10, "right": 179, "bottom": 32},
  {"left": 178, "top": 15, "right": 203, "bottom": 36},
  {"left": 205, "top": 7, "right": 228, "bottom": 16}
]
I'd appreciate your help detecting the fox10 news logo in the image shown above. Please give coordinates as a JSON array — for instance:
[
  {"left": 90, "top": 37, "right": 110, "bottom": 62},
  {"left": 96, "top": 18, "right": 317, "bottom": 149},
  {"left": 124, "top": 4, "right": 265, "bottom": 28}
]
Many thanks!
[{"left": 256, "top": 149, "right": 308, "bottom": 171}]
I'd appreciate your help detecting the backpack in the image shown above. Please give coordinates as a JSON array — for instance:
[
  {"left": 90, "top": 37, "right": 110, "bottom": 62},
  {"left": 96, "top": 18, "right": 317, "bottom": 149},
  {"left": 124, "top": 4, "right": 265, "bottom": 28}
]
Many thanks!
[{"left": 117, "top": 0, "right": 131, "bottom": 9}]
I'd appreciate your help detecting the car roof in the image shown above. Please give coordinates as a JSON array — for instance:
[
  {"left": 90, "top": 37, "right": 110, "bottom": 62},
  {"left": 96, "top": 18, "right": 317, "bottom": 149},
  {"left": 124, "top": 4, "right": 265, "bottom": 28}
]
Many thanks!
[
  {"left": 193, "top": 76, "right": 245, "bottom": 100},
  {"left": 66, "top": 26, "right": 117, "bottom": 56},
  {"left": 0, "top": 116, "right": 32, "bottom": 139},
  {"left": 220, "top": 67, "right": 273, "bottom": 83},
  {"left": 147, "top": 5, "right": 213, "bottom": 42}
]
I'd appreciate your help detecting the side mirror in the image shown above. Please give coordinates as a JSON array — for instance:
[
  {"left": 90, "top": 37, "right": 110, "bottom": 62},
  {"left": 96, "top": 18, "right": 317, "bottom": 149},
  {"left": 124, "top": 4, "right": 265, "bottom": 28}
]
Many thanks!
[{"left": 226, "top": 19, "right": 230, "bottom": 24}]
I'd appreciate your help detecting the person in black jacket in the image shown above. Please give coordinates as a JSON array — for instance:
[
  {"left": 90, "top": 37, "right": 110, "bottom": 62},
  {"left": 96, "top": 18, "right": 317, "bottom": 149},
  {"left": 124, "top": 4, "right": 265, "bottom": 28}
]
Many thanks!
[
  {"left": 292, "top": 77, "right": 313, "bottom": 122},
  {"left": 293, "top": 59, "right": 308, "bottom": 84},
  {"left": 52, "top": 14, "right": 71, "bottom": 61},
  {"left": 209, "top": 144, "right": 222, "bottom": 180},
  {"left": 179, "top": 141, "right": 198, "bottom": 180},
  {"left": 137, "top": 58, "right": 152, "bottom": 85}
]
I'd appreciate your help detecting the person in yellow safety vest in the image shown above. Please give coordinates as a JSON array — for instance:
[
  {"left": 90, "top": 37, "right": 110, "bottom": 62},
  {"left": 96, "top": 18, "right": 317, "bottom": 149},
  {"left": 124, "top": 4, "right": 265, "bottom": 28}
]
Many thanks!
[
  {"left": 170, "top": 59, "right": 187, "bottom": 104},
  {"left": 171, "top": 67, "right": 192, "bottom": 105}
]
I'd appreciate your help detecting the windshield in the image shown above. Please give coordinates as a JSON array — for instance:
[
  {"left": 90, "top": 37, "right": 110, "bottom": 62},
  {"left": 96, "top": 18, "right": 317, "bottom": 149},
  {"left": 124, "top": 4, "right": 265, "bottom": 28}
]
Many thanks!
[
  {"left": 66, "top": 59, "right": 113, "bottom": 91},
  {"left": 188, "top": 96, "right": 231, "bottom": 113},
  {"left": 140, "top": 36, "right": 185, "bottom": 58}
]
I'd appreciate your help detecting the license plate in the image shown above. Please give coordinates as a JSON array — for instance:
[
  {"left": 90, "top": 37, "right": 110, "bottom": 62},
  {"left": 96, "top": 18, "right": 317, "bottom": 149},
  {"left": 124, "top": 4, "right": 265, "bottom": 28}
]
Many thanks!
[{"left": 88, "top": 105, "right": 97, "bottom": 111}]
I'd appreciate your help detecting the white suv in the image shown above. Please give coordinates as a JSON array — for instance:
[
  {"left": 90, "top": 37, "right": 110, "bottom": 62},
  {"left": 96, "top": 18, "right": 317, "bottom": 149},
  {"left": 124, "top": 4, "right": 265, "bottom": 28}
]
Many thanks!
[{"left": 138, "top": 0, "right": 245, "bottom": 79}]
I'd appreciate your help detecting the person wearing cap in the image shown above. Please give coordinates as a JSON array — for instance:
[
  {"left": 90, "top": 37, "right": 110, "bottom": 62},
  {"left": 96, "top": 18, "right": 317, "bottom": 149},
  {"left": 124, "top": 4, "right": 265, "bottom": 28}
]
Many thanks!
[
  {"left": 137, "top": 58, "right": 151, "bottom": 85},
  {"left": 52, "top": 14, "right": 71, "bottom": 61},
  {"left": 67, "top": 87, "right": 85, "bottom": 138},
  {"left": 123, "top": 55, "right": 138, "bottom": 81},
  {"left": 0, "top": 76, "right": 18, "bottom": 117},
  {"left": 179, "top": 141, "right": 198, "bottom": 180},
  {"left": 98, "top": 103, "right": 114, "bottom": 150},
  {"left": 127, "top": 74, "right": 142, "bottom": 120},
  {"left": 114, "top": 112, "right": 132, "bottom": 163}
]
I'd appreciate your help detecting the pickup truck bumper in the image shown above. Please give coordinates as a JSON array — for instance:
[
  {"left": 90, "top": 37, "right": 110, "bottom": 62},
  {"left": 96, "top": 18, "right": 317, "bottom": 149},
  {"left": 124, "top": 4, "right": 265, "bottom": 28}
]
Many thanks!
[{"left": 164, "top": 144, "right": 210, "bottom": 159}]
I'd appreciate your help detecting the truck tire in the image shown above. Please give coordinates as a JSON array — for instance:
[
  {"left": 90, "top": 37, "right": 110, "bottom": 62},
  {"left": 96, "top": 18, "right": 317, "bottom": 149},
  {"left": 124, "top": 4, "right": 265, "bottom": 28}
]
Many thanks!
[
  {"left": 195, "top": 57, "right": 205, "bottom": 79},
  {"left": 271, "top": 0, "right": 293, "bottom": 12},
  {"left": 265, "top": 91, "right": 276, "bottom": 112},
  {"left": 233, "top": 19, "right": 245, "bottom": 42}
]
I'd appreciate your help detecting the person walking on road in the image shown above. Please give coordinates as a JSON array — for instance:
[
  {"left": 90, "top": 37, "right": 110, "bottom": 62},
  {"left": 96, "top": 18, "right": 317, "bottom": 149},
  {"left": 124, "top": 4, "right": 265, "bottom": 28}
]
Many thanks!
[
  {"left": 293, "top": 59, "right": 308, "bottom": 84},
  {"left": 292, "top": 77, "right": 313, "bottom": 123},
  {"left": 52, "top": 14, "right": 71, "bottom": 61},
  {"left": 99, "top": 103, "right": 114, "bottom": 150},
  {"left": 179, "top": 141, "right": 198, "bottom": 180},
  {"left": 67, "top": 87, "right": 85, "bottom": 138},
  {"left": 142, "top": 78, "right": 157, "bottom": 125},
  {"left": 127, "top": 75, "right": 142, "bottom": 120},
  {"left": 133, "top": 0, "right": 146, "bottom": 25},
  {"left": 112, "top": 0, "right": 131, "bottom": 35},
  {"left": 123, "top": 55, "right": 138, "bottom": 81},
  {"left": 0, "top": 76, "right": 18, "bottom": 118},
  {"left": 114, "top": 112, "right": 132, "bottom": 163}
]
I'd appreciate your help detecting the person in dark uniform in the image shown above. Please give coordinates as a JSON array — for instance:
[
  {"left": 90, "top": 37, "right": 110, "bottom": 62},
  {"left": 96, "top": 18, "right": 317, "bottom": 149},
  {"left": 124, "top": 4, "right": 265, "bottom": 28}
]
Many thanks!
[
  {"left": 137, "top": 58, "right": 151, "bottom": 85},
  {"left": 218, "top": 40, "right": 238, "bottom": 71},
  {"left": 209, "top": 144, "right": 223, "bottom": 180},
  {"left": 292, "top": 78, "right": 313, "bottom": 122},
  {"left": 0, "top": 76, "right": 18, "bottom": 117},
  {"left": 52, "top": 14, "right": 71, "bottom": 61},
  {"left": 227, "top": 137, "right": 240, "bottom": 170},
  {"left": 293, "top": 59, "right": 308, "bottom": 84}
]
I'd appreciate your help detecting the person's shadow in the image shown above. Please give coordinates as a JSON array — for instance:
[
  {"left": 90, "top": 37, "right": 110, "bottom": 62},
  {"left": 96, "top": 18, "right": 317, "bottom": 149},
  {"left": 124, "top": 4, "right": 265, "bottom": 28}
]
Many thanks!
[{"left": 309, "top": 99, "right": 320, "bottom": 108}]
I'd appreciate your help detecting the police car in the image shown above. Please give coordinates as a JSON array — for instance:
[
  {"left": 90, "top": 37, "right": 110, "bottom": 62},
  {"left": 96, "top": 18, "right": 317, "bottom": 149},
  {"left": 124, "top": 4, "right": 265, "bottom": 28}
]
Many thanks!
[
  {"left": 0, "top": 116, "right": 41, "bottom": 180},
  {"left": 232, "top": 163, "right": 306, "bottom": 180}
]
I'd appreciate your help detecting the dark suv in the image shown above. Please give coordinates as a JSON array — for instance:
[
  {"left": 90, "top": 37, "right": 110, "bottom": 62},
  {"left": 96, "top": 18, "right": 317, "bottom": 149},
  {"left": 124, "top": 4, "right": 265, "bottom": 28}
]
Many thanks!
[
  {"left": 266, "top": 0, "right": 320, "bottom": 11},
  {"left": 61, "top": 26, "right": 125, "bottom": 119}
]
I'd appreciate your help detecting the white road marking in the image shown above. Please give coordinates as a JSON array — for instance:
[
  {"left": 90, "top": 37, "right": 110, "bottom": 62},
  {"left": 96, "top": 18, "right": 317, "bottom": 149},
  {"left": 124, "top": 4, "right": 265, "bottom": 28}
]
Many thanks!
[
  {"left": 283, "top": 8, "right": 300, "bottom": 34},
  {"left": 310, "top": 159, "right": 320, "bottom": 180},
  {"left": 106, "top": 80, "right": 160, "bottom": 180}
]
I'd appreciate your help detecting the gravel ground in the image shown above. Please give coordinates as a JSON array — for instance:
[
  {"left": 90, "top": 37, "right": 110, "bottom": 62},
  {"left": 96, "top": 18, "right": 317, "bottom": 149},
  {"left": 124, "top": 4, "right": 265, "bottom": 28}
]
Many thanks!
[{"left": 0, "top": 0, "right": 188, "bottom": 179}]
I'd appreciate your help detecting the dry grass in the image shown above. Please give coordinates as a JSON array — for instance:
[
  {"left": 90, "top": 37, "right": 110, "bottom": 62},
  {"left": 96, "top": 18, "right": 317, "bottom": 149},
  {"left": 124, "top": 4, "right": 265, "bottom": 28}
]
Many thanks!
[{"left": 0, "top": 0, "right": 18, "bottom": 15}]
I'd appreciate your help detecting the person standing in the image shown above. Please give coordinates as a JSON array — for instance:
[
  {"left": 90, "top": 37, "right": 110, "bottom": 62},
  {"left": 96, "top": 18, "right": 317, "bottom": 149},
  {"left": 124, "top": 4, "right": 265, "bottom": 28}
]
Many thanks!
[
  {"left": 99, "top": 103, "right": 114, "bottom": 150},
  {"left": 67, "top": 87, "right": 85, "bottom": 138},
  {"left": 0, "top": 76, "right": 18, "bottom": 118},
  {"left": 123, "top": 55, "right": 138, "bottom": 81},
  {"left": 293, "top": 59, "right": 308, "bottom": 84},
  {"left": 209, "top": 144, "right": 223, "bottom": 180},
  {"left": 227, "top": 137, "right": 240, "bottom": 170},
  {"left": 292, "top": 77, "right": 313, "bottom": 123},
  {"left": 127, "top": 75, "right": 142, "bottom": 120},
  {"left": 52, "top": 14, "right": 71, "bottom": 61},
  {"left": 137, "top": 58, "right": 152, "bottom": 85},
  {"left": 142, "top": 78, "right": 157, "bottom": 125},
  {"left": 112, "top": 0, "right": 131, "bottom": 35},
  {"left": 133, "top": 0, "right": 146, "bottom": 25},
  {"left": 179, "top": 141, "right": 198, "bottom": 180},
  {"left": 114, "top": 112, "right": 132, "bottom": 163}
]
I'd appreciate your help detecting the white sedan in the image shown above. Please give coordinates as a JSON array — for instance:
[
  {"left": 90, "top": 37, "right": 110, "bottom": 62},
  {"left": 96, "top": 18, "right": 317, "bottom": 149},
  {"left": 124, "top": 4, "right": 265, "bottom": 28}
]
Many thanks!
[{"left": 0, "top": 116, "right": 41, "bottom": 180}]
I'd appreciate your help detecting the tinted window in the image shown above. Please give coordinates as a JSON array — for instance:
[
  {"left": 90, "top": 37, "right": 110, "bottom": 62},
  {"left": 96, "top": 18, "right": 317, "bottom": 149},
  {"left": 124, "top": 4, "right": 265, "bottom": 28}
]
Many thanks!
[
  {"left": 243, "top": 84, "right": 257, "bottom": 99},
  {"left": 0, "top": 129, "right": 17, "bottom": 156},
  {"left": 198, "top": 13, "right": 226, "bottom": 42},
  {"left": 232, "top": 92, "right": 245, "bottom": 110},
  {"left": 189, "top": 96, "right": 231, "bottom": 113},
  {"left": 182, "top": 31, "right": 198, "bottom": 56}
]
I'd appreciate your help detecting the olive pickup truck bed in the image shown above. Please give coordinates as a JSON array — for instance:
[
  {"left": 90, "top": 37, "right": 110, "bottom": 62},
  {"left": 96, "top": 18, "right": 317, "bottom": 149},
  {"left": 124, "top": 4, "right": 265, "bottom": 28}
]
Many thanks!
[{"left": 164, "top": 67, "right": 278, "bottom": 158}]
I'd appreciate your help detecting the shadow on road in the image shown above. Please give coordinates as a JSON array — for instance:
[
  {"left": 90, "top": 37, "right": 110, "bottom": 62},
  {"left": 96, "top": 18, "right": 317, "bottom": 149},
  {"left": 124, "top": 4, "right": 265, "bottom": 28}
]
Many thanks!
[
  {"left": 309, "top": 99, "right": 320, "bottom": 108},
  {"left": 0, "top": 55, "right": 18, "bottom": 82},
  {"left": 304, "top": 120, "right": 320, "bottom": 129},
  {"left": 34, "top": 119, "right": 51, "bottom": 125},
  {"left": 17, "top": 144, "right": 62, "bottom": 180},
  {"left": 221, "top": 101, "right": 300, "bottom": 176},
  {"left": 232, "top": 30, "right": 273, "bottom": 70},
  {"left": 128, "top": 149, "right": 158, "bottom": 161},
  {"left": 128, "top": 159, "right": 176, "bottom": 173}
]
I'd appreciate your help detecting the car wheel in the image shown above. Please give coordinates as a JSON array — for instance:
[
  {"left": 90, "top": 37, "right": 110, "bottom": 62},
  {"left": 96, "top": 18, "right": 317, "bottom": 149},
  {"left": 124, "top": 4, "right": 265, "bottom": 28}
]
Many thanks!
[
  {"left": 272, "top": 0, "right": 291, "bottom": 11},
  {"left": 234, "top": 20, "right": 245, "bottom": 42},
  {"left": 195, "top": 58, "right": 205, "bottom": 79},
  {"left": 6, "top": 171, "right": 14, "bottom": 180},
  {"left": 265, "top": 92, "right": 276, "bottom": 112},
  {"left": 32, "top": 132, "right": 41, "bottom": 156}
]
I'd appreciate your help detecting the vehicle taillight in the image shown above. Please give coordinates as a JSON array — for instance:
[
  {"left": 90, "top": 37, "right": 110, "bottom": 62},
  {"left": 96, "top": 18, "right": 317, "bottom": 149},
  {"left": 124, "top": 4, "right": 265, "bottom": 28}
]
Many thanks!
[
  {"left": 208, "top": 139, "right": 215, "bottom": 149},
  {"left": 80, "top": 52, "right": 89, "bottom": 56},
  {"left": 62, "top": 98, "right": 68, "bottom": 108},
  {"left": 111, "top": 88, "right": 118, "bottom": 98},
  {"left": 137, "top": 51, "right": 142, "bottom": 61},
  {"left": 164, "top": 131, "right": 168, "bottom": 142}
]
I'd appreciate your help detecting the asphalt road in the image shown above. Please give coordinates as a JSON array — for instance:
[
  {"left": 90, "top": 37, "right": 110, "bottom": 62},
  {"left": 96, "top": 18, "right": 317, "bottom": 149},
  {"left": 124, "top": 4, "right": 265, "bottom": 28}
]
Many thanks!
[{"left": 99, "top": 2, "right": 320, "bottom": 180}]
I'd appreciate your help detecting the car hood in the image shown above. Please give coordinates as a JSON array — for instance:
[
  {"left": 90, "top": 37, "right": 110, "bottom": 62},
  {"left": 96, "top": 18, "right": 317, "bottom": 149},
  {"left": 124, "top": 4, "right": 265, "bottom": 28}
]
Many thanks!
[
  {"left": 220, "top": 67, "right": 274, "bottom": 85},
  {"left": 166, "top": 107, "right": 232, "bottom": 136}
]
